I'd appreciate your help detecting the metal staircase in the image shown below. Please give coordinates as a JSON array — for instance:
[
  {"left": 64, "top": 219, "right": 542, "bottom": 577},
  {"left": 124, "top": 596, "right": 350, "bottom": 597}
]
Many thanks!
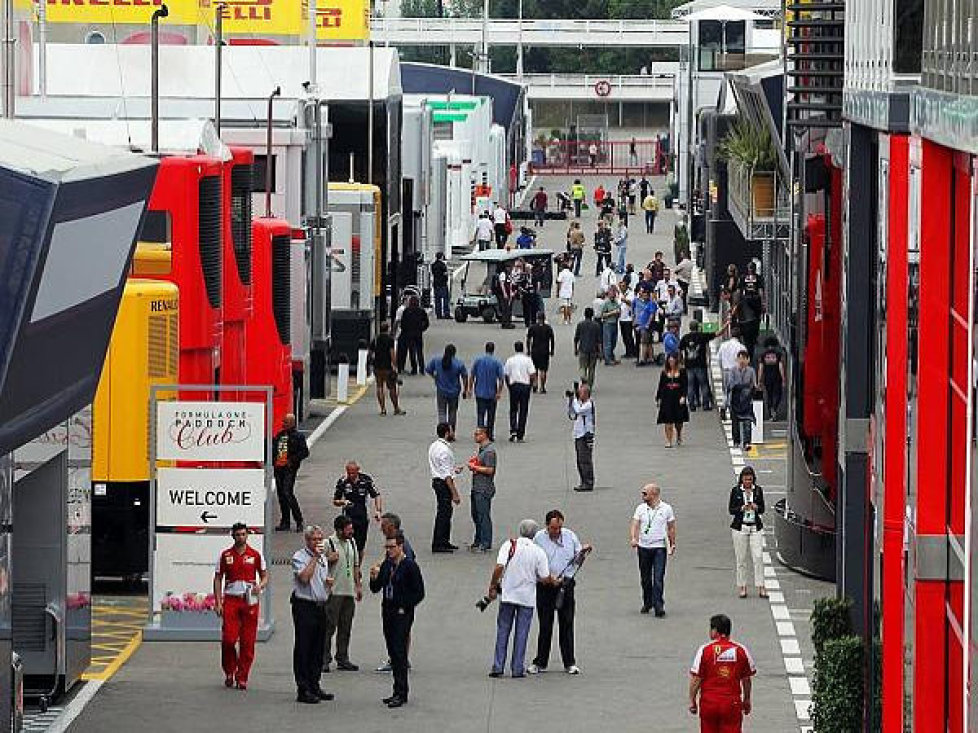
[{"left": 785, "top": 0, "right": 844, "bottom": 129}]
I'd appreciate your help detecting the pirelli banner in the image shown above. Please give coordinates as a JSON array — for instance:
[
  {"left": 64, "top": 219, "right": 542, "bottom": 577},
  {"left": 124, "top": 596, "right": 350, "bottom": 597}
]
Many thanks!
[{"left": 38, "top": 0, "right": 369, "bottom": 42}]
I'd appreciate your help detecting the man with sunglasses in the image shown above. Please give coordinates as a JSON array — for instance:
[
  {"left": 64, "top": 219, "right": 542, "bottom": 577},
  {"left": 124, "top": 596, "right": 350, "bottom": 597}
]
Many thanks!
[
  {"left": 214, "top": 523, "right": 267, "bottom": 690},
  {"left": 369, "top": 532, "right": 425, "bottom": 708},
  {"left": 629, "top": 484, "right": 677, "bottom": 617}
]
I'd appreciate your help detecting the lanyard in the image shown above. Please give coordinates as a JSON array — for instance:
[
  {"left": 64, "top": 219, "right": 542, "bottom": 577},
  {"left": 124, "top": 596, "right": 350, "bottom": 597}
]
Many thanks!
[
  {"left": 385, "top": 560, "right": 401, "bottom": 601},
  {"left": 644, "top": 504, "right": 662, "bottom": 535}
]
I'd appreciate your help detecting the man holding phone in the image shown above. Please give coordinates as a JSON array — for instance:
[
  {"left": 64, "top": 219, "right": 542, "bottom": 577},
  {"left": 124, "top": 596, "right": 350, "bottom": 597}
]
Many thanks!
[{"left": 291, "top": 525, "right": 337, "bottom": 704}]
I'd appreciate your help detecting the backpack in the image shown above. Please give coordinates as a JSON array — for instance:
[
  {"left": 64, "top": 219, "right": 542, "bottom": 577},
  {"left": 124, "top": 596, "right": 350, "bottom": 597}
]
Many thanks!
[{"left": 663, "top": 331, "right": 679, "bottom": 355}]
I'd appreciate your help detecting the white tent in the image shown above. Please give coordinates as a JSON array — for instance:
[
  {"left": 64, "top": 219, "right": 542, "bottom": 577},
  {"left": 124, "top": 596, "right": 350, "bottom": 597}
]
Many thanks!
[{"left": 31, "top": 44, "right": 401, "bottom": 107}]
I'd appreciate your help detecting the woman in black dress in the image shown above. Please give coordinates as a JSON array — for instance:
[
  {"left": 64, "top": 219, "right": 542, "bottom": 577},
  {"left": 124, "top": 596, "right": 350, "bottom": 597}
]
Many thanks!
[{"left": 656, "top": 352, "right": 689, "bottom": 448}]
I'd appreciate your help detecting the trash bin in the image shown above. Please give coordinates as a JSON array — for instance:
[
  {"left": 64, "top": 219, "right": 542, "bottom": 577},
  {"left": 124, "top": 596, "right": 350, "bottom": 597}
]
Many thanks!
[{"left": 11, "top": 652, "right": 23, "bottom": 733}]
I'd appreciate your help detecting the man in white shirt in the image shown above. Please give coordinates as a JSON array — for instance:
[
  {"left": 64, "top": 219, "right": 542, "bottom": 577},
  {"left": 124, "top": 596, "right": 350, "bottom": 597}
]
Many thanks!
[
  {"left": 428, "top": 423, "right": 462, "bottom": 553},
  {"left": 654, "top": 267, "right": 682, "bottom": 303},
  {"left": 486, "top": 519, "right": 554, "bottom": 678},
  {"left": 503, "top": 342, "right": 536, "bottom": 443},
  {"left": 567, "top": 384, "right": 596, "bottom": 491},
  {"left": 614, "top": 219, "right": 629, "bottom": 274},
  {"left": 718, "top": 328, "right": 748, "bottom": 419},
  {"left": 629, "top": 483, "right": 677, "bottom": 616},
  {"left": 556, "top": 263, "right": 576, "bottom": 325},
  {"left": 598, "top": 263, "right": 618, "bottom": 294},
  {"left": 492, "top": 204, "right": 509, "bottom": 247},
  {"left": 474, "top": 212, "right": 494, "bottom": 251},
  {"left": 664, "top": 284, "right": 684, "bottom": 320}
]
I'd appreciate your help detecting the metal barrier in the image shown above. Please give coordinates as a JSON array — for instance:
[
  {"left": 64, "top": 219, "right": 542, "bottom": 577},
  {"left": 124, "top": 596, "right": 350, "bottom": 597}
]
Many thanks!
[{"left": 530, "top": 139, "right": 668, "bottom": 176}]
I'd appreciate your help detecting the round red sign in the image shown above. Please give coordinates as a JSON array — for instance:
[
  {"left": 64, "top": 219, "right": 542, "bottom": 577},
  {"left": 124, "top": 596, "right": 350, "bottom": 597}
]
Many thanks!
[{"left": 594, "top": 80, "right": 612, "bottom": 97}]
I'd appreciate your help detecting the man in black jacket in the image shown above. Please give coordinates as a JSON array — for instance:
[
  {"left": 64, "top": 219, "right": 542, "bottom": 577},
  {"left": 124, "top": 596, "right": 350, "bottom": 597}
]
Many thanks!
[
  {"left": 272, "top": 414, "right": 309, "bottom": 532},
  {"left": 369, "top": 532, "right": 425, "bottom": 708},
  {"left": 593, "top": 222, "right": 612, "bottom": 276},
  {"left": 397, "top": 296, "right": 429, "bottom": 375},
  {"left": 430, "top": 253, "right": 451, "bottom": 320}
]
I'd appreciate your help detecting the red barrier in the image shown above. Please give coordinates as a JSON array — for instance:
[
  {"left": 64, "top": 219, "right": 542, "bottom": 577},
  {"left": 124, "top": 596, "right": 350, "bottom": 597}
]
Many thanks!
[{"left": 530, "top": 138, "right": 669, "bottom": 176}]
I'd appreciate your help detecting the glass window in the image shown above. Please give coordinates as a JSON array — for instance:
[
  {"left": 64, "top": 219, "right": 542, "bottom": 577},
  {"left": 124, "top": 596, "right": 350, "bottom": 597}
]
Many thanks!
[{"left": 698, "top": 20, "right": 722, "bottom": 71}]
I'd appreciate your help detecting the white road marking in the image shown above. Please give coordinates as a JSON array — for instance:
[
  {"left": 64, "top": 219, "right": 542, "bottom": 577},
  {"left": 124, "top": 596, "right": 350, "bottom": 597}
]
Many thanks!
[
  {"left": 789, "top": 677, "right": 812, "bottom": 696},
  {"left": 784, "top": 657, "right": 805, "bottom": 674}
]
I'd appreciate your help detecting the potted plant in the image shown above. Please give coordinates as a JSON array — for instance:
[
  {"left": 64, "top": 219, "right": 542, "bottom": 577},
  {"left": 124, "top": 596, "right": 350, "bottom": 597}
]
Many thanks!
[
  {"left": 160, "top": 591, "right": 219, "bottom": 630},
  {"left": 718, "top": 118, "right": 777, "bottom": 217}
]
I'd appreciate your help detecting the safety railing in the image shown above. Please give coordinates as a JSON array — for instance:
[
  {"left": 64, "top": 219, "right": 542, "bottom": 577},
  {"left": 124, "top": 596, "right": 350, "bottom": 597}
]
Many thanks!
[
  {"left": 501, "top": 72, "right": 677, "bottom": 87},
  {"left": 369, "top": 16, "right": 690, "bottom": 45},
  {"left": 727, "top": 163, "right": 789, "bottom": 239}
]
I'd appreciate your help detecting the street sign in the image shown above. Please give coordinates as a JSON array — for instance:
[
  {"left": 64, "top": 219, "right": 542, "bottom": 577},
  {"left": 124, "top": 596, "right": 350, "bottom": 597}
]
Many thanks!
[
  {"left": 156, "top": 468, "right": 266, "bottom": 528},
  {"left": 156, "top": 401, "right": 265, "bottom": 462},
  {"left": 594, "top": 79, "right": 612, "bottom": 97}
]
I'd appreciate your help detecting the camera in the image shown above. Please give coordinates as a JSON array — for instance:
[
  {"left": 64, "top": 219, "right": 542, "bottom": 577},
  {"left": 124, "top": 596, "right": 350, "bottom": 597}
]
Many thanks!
[
  {"left": 476, "top": 584, "right": 501, "bottom": 612},
  {"left": 565, "top": 381, "right": 580, "bottom": 399}
]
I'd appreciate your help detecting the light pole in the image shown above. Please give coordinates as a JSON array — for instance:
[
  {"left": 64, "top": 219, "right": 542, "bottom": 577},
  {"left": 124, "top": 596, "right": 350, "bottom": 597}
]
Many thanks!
[
  {"left": 481, "top": 0, "right": 489, "bottom": 74},
  {"left": 517, "top": 0, "right": 523, "bottom": 81}
]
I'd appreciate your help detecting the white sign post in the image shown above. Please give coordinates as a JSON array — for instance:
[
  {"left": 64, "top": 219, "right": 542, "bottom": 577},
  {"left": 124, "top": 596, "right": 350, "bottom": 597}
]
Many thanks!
[{"left": 145, "top": 387, "right": 274, "bottom": 642}]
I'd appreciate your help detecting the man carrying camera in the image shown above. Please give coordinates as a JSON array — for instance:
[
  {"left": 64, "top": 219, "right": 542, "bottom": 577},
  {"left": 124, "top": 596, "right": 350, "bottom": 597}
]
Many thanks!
[
  {"left": 486, "top": 519, "right": 555, "bottom": 678},
  {"left": 567, "top": 384, "right": 596, "bottom": 492},
  {"left": 528, "top": 510, "right": 592, "bottom": 676}
]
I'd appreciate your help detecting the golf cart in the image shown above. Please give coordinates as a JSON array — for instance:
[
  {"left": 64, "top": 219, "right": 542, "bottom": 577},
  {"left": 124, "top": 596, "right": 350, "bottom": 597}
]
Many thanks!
[{"left": 453, "top": 249, "right": 555, "bottom": 323}]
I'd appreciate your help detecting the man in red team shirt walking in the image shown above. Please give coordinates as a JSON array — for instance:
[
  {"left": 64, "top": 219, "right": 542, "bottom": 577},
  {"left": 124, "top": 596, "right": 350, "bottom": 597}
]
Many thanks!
[
  {"left": 688, "top": 614, "right": 756, "bottom": 732},
  {"left": 214, "top": 523, "right": 268, "bottom": 690}
]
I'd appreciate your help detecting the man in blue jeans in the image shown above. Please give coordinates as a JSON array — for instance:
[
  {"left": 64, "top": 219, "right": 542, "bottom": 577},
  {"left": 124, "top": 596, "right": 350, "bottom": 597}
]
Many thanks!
[
  {"left": 629, "top": 484, "right": 677, "bottom": 617},
  {"left": 467, "top": 427, "right": 496, "bottom": 552},
  {"left": 486, "top": 519, "right": 555, "bottom": 678},
  {"left": 599, "top": 287, "right": 621, "bottom": 365},
  {"left": 468, "top": 342, "right": 505, "bottom": 440}
]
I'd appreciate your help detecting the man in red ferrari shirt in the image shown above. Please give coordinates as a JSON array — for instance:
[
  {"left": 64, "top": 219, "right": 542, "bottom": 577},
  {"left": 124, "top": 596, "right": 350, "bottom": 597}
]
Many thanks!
[
  {"left": 214, "top": 523, "right": 268, "bottom": 690},
  {"left": 688, "top": 614, "right": 756, "bottom": 732}
]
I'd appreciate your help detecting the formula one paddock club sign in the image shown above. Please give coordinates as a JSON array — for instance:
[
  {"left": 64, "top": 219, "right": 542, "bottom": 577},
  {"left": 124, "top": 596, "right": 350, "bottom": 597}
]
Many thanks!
[
  {"left": 156, "top": 401, "right": 265, "bottom": 463},
  {"left": 39, "top": 0, "right": 371, "bottom": 41}
]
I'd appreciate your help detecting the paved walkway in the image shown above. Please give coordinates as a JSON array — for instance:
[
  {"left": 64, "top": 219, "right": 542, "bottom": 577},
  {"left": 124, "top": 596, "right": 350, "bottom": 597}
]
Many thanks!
[{"left": 67, "top": 175, "right": 829, "bottom": 733}]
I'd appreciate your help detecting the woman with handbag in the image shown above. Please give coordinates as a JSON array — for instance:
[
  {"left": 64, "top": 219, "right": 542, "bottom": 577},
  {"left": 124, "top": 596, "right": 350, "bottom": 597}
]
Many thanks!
[{"left": 728, "top": 467, "right": 767, "bottom": 599}]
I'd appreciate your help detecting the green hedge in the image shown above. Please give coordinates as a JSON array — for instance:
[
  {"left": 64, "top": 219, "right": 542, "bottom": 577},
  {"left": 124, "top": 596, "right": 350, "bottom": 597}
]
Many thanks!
[
  {"left": 811, "top": 635, "right": 864, "bottom": 732},
  {"left": 811, "top": 596, "right": 852, "bottom": 658}
]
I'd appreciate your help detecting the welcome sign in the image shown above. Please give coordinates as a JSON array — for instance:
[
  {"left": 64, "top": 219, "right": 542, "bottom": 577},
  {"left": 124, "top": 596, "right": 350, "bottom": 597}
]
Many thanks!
[{"left": 156, "top": 401, "right": 265, "bottom": 462}]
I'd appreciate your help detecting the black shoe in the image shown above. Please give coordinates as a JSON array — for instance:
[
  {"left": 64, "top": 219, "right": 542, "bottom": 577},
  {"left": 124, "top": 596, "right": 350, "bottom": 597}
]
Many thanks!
[
  {"left": 573, "top": 485, "right": 594, "bottom": 492},
  {"left": 296, "top": 691, "right": 320, "bottom": 704},
  {"left": 315, "top": 689, "right": 335, "bottom": 701},
  {"left": 508, "top": 434, "right": 517, "bottom": 442},
  {"left": 654, "top": 609, "right": 666, "bottom": 618},
  {"left": 382, "top": 695, "right": 399, "bottom": 705},
  {"left": 432, "top": 546, "right": 455, "bottom": 554},
  {"left": 275, "top": 524, "right": 290, "bottom": 532},
  {"left": 640, "top": 606, "right": 651, "bottom": 614},
  {"left": 336, "top": 661, "right": 359, "bottom": 672},
  {"left": 387, "top": 697, "right": 406, "bottom": 708},
  {"left": 488, "top": 670, "right": 503, "bottom": 678}
]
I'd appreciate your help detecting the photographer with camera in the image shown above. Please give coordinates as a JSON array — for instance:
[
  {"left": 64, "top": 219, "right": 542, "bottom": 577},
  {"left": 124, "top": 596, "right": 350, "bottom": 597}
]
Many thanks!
[
  {"left": 528, "top": 510, "right": 592, "bottom": 676},
  {"left": 484, "top": 519, "right": 555, "bottom": 679},
  {"left": 567, "top": 383, "right": 596, "bottom": 492}
]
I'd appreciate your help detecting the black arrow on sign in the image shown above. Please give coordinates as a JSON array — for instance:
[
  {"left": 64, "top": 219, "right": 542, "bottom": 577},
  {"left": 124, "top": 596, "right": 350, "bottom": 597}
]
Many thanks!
[{"left": 200, "top": 511, "right": 217, "bottom": 524}]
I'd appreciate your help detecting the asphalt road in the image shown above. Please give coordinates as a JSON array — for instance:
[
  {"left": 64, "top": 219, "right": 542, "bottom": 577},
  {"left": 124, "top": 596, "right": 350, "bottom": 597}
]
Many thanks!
[{"left": 68, "top": 175, "right": 827, "bottom": 733}]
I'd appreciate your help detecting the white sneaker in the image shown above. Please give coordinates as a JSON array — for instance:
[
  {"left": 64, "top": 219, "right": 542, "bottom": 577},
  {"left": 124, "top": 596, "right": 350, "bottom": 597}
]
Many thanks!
[
  {"left": 526, "top": 664, "right": 542, "bottom": 674},
  {"left": 565, "top": 665, "right": 581, "bottom": 675}
]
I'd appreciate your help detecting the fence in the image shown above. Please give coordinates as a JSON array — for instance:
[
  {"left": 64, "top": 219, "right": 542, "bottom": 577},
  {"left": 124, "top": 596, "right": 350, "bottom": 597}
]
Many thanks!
[{"left": 530, "top": 139, "right": 669, "bottom": 176}]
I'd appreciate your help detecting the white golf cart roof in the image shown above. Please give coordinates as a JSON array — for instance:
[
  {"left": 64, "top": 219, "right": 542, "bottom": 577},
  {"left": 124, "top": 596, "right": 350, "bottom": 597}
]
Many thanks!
[{"left": 460, "top": 249, "right": 554, "bottom": 263}]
